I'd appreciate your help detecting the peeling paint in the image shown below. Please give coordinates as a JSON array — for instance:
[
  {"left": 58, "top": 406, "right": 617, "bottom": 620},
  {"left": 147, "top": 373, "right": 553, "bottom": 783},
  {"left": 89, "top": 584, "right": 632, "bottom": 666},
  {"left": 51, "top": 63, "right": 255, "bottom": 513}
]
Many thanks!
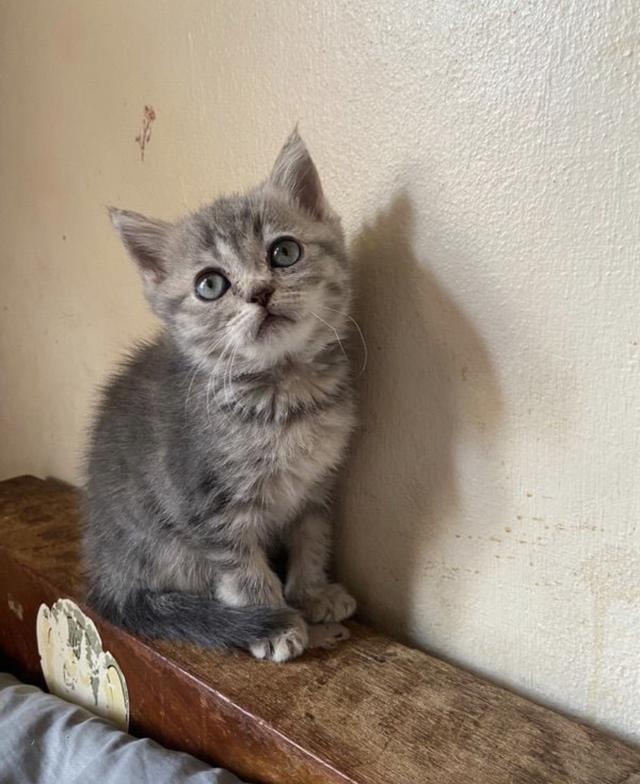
[
  {"left": 36, "top": 598, "right": 129, "bottom": 730},
  {"left": 7, "top": 593, "right": 23, "bottom": 620}
]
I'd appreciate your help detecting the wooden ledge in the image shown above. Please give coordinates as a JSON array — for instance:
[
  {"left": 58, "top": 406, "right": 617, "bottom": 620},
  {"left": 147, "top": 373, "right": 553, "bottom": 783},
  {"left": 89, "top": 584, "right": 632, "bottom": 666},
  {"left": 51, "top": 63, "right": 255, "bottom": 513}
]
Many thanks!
[{"left": 0, "top": 475, "right": 639, "bottom": 784}]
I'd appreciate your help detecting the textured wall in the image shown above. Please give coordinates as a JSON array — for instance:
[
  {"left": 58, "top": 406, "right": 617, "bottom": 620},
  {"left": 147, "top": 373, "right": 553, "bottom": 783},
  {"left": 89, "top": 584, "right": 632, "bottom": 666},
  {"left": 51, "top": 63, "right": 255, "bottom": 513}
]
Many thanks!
[{"left": 1, "top": 0, "right": 639, "bottom": 744}]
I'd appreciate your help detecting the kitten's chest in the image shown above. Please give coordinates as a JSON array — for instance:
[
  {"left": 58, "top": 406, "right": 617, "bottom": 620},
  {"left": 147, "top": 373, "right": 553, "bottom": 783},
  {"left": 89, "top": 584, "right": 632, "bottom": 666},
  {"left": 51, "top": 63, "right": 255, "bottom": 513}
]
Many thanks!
[
  {"left": 218, "top": 370, "right": 355, "bottom": 518},
  {"left": 248, "top": 404, "right": 354, "bottom": 516}
]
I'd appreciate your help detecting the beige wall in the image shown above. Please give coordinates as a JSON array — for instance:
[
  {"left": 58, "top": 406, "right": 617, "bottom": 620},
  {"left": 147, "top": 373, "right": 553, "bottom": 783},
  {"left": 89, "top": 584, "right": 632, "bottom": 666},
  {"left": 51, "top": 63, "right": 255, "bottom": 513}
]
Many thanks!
[{"left": 2, "top": 0, "right": 639, "bottom": 744}]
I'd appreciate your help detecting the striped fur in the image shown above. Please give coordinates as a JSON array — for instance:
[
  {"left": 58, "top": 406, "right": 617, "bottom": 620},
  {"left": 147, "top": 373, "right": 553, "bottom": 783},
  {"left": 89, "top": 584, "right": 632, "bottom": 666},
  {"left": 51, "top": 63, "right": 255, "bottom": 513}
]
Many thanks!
[{"left": 83, "top": 132, "right": 357, "bottom": 662}]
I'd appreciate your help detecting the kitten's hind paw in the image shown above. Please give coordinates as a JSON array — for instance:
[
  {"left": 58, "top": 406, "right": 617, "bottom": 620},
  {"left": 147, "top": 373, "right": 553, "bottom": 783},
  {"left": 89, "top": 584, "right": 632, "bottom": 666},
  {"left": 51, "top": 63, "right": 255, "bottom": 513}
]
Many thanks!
[
  {"left": 294, "top": 583, "right": 357, "bottom": 624},
  {"left": 307, "top": 621, "right": 351, "bottom": 650},
  {"left": 249, "top": 613, "right": 308, "bottom": 663}
]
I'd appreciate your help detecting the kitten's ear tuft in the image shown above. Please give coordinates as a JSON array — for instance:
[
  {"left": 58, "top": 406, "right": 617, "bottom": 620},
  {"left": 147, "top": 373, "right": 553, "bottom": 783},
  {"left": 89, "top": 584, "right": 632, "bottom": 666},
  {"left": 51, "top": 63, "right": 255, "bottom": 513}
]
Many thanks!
[
  {"left": 108, "top": 207, "right": 170, "bottom": 283},
  {"left": 268, "top": 129, "right": 326, "bottom": 219}
]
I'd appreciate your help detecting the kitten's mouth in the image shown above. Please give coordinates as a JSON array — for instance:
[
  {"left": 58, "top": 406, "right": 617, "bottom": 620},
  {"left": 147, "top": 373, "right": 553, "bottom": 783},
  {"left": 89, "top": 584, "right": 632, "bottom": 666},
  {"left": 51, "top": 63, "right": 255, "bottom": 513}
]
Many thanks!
[{"left": 256, "top": 310, "right": 294, "bottom": 337}]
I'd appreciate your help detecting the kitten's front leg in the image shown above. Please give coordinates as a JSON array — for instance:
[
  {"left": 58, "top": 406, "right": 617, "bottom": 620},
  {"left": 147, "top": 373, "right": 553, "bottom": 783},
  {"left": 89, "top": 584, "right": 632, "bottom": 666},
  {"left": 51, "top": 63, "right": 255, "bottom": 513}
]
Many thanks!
[
  {"left": 215, "top": 545, "right": 285, "bottom": 609},
  {"left": 214, "top": 526, "right": 307, "bottom": 662},
  {"left": 285, "top": 510, "right": 357, "bottom": 624}
]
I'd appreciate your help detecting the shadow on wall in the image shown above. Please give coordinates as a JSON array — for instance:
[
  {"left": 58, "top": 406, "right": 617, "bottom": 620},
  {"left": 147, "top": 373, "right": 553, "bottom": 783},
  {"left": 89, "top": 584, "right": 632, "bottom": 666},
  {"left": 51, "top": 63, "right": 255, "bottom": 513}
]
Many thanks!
[{"left": 336, "top": 191, "right": 502, "bottom": 646}]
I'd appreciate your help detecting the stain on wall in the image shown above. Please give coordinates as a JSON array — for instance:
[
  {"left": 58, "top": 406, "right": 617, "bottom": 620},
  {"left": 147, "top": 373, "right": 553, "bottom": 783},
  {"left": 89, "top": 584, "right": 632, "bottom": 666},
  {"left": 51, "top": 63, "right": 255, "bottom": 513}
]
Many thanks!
[{"left": 135, "top": 104, "right": 156, "bottom": 161}]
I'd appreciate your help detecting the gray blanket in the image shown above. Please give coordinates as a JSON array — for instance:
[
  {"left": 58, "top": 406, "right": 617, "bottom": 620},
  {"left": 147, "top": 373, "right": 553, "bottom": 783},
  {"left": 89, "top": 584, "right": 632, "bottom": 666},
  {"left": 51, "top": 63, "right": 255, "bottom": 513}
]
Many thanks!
[{"left": 0, "top": 673, "right": 246, "bottom": 783}]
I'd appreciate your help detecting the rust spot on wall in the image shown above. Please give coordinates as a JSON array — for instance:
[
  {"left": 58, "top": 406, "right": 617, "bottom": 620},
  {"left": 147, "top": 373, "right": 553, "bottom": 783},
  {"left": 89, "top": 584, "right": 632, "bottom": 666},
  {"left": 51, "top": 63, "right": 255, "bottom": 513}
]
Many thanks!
[{"left": 135, "top": 105, "right": 157, "bottom": 161}]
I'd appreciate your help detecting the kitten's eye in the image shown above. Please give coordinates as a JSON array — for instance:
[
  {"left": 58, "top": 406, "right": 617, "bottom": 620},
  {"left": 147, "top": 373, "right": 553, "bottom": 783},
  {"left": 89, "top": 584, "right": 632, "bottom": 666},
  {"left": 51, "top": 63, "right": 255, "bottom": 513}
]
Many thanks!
[
  {"left": 194, "top": 271, "right": 230, "bottom": 301},
  {"left": 269, "top": 237, "right": 302, "bottom": 268}
]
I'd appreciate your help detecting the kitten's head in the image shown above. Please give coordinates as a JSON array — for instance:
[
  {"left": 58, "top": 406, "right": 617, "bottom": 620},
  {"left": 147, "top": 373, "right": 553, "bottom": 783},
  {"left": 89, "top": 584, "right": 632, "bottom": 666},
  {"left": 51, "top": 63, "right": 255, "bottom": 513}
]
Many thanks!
[{"left": 110, "top": 131, "right": 350, "bottom": 368}]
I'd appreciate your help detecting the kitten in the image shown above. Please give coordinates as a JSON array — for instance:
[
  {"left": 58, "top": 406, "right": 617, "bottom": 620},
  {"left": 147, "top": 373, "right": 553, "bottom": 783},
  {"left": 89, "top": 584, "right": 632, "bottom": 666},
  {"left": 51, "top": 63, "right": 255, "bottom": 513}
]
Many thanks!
[{"left": 83, "top": 131, "right": 357, "bottom": 662}]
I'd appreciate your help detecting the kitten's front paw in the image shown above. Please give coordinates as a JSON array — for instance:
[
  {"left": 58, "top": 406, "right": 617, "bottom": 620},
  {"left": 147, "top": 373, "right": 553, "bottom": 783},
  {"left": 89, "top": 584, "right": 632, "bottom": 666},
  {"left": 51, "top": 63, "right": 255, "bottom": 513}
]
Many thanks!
[
  {"left": 294, "top": 583, "right": 357, "bottom": 624},
  {"left": 249, "top": 614, "right": 308, "bottom": 663}
]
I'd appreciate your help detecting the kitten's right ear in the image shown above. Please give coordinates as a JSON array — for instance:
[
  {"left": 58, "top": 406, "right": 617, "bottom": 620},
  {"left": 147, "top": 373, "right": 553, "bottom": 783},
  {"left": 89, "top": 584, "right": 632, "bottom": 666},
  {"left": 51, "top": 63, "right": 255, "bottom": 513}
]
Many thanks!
[{"left": 108, "top": 207, "right": 170, "bottom": 284}]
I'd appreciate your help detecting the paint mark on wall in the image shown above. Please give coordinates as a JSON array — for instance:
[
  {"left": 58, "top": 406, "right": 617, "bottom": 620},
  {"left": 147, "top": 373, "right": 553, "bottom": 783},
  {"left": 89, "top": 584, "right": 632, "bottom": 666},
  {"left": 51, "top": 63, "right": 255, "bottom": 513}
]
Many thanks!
[
  {"left": 36, "top": 598, "right": 129, "bottom": 730},
  {"left": 135, "top": 104, "right": 156, "bottom": 161}
]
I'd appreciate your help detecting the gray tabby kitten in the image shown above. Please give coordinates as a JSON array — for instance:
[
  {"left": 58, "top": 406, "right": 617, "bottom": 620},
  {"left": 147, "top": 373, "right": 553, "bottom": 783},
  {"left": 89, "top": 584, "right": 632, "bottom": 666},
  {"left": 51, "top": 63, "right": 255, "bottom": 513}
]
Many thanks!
[{"left": 83, "top": 131, "right": 357, "bottom": 662}]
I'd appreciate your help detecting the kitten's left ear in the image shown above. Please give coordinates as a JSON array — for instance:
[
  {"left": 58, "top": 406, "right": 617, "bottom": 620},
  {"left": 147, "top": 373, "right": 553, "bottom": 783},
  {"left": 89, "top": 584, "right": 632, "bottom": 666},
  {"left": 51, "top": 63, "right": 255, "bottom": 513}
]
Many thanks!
[
  {"left": 108, "top": 207, "right": 170, "bottom": 285},
  {"left": 268, "top": 129, "right": 326, "bottom": 219}
]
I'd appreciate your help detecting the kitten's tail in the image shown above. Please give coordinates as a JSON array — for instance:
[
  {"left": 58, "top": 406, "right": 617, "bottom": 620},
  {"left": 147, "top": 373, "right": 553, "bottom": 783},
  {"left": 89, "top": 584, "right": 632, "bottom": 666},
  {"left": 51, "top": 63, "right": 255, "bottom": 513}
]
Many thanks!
[{"left": 88, "top": 588, "right": 296, "bottom": 649}]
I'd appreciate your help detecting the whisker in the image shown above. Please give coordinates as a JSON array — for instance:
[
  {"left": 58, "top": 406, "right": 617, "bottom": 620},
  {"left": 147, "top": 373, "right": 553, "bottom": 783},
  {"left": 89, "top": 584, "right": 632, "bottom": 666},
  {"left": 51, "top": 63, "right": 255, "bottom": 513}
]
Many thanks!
[
  {"left": 208, "top": 342, "right": 232, "bottom": 418},
  {"left": 197, "top": 310, "right": 254, "bottom": 416},
  {"left": 310, "top": 311, "right": 347, "bottom": 360},
  {"left": 184, "top": 331, "right": 230, "bottom": 418},
  {"left": 322, "top": 305, "right": 368, "bottom": 378},
  {"left": 223, "top": 345, "right": 239, "bottom": 405},
  {"left": 214, "top": 310, "right": 254, "bottom": 408},
  {"left": 183, "top": 355, "right": 208, "bottom": 418}
]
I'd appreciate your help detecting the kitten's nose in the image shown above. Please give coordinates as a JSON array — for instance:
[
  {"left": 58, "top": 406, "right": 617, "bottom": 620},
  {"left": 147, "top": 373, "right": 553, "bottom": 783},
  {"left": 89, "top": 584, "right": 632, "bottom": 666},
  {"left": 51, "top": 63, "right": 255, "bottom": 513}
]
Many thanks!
[{"left": 249, "top": 286, "right": 274, "bottom": 308}]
